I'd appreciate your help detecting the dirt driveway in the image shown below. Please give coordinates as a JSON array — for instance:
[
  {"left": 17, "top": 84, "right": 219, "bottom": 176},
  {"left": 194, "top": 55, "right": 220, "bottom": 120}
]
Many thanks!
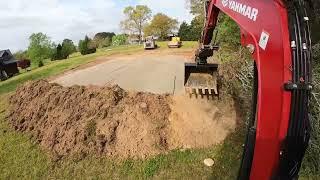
[{"left": 53, "top": 52, "right": 189, "bottom": 95}]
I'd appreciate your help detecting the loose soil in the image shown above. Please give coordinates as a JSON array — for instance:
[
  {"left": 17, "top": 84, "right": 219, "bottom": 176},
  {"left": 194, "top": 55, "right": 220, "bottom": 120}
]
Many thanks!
[{"left": 8, "top": 80, "right": 237, "bottom": 159}]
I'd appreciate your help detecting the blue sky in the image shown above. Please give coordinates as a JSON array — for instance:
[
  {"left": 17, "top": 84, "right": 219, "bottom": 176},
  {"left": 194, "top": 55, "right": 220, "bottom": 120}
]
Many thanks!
[{"left": 0, "top": 0, "right": 193, "bottom": 52}]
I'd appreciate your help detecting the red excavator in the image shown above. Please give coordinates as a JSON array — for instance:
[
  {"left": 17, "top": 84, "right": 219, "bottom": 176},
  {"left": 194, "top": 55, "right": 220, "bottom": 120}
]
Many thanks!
[{"left": 185, "top": 0, "right": 313, "bottom": 179}]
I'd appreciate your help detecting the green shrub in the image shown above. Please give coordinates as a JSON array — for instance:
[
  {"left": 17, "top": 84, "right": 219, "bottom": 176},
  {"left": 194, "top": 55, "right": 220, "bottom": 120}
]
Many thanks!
[
  {"left": 52, "top": 44, "right": 64, "bottom": 60},
  {"left": 78, "top": 36, "right": 97, "bottom": 55},
  {"left": 301, "top": 43, "right": 320, "bottom": 174},
  {"left": 112, "top": 34, "right": 128, "bottom": 46},
  {"left": 38, "top": 60, "right": 44, "bottom": 67}
]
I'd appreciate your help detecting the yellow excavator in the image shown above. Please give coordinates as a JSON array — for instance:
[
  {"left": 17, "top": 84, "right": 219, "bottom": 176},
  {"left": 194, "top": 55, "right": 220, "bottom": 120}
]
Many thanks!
[{"left": 168, "top": 36, "right": 182, "bottom": 48}]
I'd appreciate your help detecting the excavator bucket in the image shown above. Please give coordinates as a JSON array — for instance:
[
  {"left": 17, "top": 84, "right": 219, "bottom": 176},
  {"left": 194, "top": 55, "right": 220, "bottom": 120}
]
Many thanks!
[{"left": 184, "top": 63, "right": 219, "bottom": 97}]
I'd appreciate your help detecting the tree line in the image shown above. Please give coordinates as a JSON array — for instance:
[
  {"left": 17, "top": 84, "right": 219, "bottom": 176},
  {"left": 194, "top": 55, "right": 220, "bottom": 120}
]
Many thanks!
[
  {"left": 120, "top": 5, "right": 204, "bottom": 42},
  {"left": 14, "top": 4, "right": 210, "bottom": 68},
  {"left": 120, "top": 3, "right": 241, "bottom": 44},
  {"left": 14, "top": 2, "right": 239, "bottom": 68},
  {"left": 14, "top": 32, "right": 130, "bottom": 67}
]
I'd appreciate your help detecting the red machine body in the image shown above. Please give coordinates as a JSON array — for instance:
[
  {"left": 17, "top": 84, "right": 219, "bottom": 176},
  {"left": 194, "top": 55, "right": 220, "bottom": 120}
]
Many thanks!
[{"left": 198, "top": 0, "right": 312, "bottom": 179}]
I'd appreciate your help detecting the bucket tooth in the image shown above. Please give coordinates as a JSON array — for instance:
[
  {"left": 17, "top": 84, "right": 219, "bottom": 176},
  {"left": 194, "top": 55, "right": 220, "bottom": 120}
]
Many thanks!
[
  {"left": 213, "top": 88, "right": 218, "bottom": 95},
  {"left": 185, "top": 87, "right": 190, "bottom": 94},
  {"left": 201, "top": 88, "right": 205, "bottom": 95}
]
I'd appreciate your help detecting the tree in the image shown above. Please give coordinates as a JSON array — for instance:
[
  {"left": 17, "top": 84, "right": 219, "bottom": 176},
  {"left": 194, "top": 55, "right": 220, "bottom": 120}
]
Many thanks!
[
  {"left": 52, "top": 44, "right": 63, "bottom": 60},
  {"left": 13, "top": 50, "right": 28, "bottom": 60},
  {"left": 144, "top": 13, "right": 178, "bottom": 40},
  {"left": 178, "top": 21, "right": 191, "bottom": 40},
  {"left": 94, "top": 32, "right": 115, "bottom": 40},
  {"left": 93, "top": 32, "right": 115, "bottom": 48},
  {"left": 190, "top": 15, "right": 204, "bottom": 41},
  {"left": 112, "top": 34, "right": 128, "bottom": 46},
  {"left": 52, "top": 39, "right": 76, "bottom": 60},
  {"left": 100, "top": 37, "right": 112, "bottom": 47},
  {"left": 78, "top": 36, "right": 96, "bottom": 55},
  {"left": 215, "top": 15, "right": 240, "bottom": 47},
  {"left": 187, "top": 0, "right": 240, "bottom": 47},
  {"left": 121, "top": 5, "right": 152, "bottom": 43},
  {"left": 187, "top": 0, "right": 206, "bottom": 16},
  {"left": 178, "top": 17, "right": 204, "bottom": 41},
  {"left": 27, "top": 32, "right": 54, "bottom": 67},
  {"left": 61, "top": 39, "right": 76, "bottom": 58}
]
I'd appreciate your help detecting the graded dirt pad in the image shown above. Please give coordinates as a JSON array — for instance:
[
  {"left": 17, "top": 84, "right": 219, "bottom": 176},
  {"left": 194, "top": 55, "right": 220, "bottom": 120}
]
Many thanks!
[{"left": 8, "top": 80, "right": 237, "bottom": 159}]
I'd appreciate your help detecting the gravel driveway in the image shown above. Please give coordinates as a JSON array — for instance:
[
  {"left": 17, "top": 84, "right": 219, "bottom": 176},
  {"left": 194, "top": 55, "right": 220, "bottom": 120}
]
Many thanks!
[{"left": 53, "top": 54, "right": 186, "bottom": 95}]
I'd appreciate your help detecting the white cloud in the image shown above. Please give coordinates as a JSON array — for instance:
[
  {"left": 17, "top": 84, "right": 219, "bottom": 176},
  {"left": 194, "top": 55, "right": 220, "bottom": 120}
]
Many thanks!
[{"left": 0, "top": 0, "right": 193, "bottom": 52}]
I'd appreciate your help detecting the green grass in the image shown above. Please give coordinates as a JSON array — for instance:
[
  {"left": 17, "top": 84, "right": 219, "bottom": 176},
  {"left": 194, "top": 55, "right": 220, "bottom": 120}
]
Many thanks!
[
  {"left": 0, "top": 95, "right": 50, "bottom": 179},
  {"left": 156, "top": 41, "right": 198, "bottom": 49},
  {"left": 0, "top": 94, "right": 245, "bottom": 179}
]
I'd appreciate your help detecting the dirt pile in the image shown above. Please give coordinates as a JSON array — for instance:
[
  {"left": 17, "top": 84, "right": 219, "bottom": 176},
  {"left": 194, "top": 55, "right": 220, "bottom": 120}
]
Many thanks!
[
  {"left": 168, "top": 96, "right": 237, "bottom": 149},
  {"left": 8, "top": 80, "right": 237, "bottom": 159}
]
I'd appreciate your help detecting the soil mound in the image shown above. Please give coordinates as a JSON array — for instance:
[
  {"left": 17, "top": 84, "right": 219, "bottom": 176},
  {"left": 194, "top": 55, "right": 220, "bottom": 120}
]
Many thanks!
[{"left": 8, "top": 80, "right": 237, "bottom": 159}]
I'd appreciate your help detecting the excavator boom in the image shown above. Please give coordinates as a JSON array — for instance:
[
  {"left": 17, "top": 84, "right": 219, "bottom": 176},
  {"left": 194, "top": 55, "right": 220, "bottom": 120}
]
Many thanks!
[{"left": 188, "top": 0, "right": 313, "bottom": 179}]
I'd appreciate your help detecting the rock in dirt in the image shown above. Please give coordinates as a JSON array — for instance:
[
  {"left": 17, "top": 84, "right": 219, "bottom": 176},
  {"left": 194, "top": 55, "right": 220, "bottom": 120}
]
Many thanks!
[{"left": 8, "top": 80, "right": 237, "bottom": 159}]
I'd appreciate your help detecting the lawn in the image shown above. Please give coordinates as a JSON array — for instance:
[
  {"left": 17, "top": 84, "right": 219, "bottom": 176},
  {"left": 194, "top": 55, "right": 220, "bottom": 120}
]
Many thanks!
[{"left": 156, "top": 41, "right": 198, "bottom": 49}]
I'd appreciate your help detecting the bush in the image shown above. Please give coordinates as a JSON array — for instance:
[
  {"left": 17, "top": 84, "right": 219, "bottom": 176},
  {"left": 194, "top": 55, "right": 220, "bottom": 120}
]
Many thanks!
[
  {"left": 13, "top": 50, "right": 28, "bottom": 60},
  {"left": 101, "top": 37, "right": 112, "bottom": 48},
  {"left": 112, "top": 34, "right": 128, "bottom": 46},
  {"left": 93, "top": 32, "right": 114, "bottom": 48},
  {"left": 301, "top": 43, "right": 320, "bottom": 174},
  {"left": 219, "top": 44, "right": 320, "bottom": 176},
  {"left": 38, "top": 60, "right": 44, "bottom": 67},
  {"left": 216, "top": 14, "right": 241, "bottom": 47},
  {"left": 218, "top": 46, "right": 253, "bottom": 117},
  {"left": 78, "top": 36, "right": 97, "bottom": 55},
  {"left": 52, "top": 44, "right": 64, "bottom": 60}
]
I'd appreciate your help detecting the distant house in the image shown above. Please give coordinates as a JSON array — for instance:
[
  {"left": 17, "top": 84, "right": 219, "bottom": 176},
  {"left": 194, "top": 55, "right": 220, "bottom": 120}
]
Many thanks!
[{"left": 0, "top": 49, "right": 19, "bottom": 80}]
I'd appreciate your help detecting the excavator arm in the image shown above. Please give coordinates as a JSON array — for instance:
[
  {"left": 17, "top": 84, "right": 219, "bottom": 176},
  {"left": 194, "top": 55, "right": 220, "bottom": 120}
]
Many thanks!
[{"left": 193, "top": 0, "right": 313, "bottom": 179}]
